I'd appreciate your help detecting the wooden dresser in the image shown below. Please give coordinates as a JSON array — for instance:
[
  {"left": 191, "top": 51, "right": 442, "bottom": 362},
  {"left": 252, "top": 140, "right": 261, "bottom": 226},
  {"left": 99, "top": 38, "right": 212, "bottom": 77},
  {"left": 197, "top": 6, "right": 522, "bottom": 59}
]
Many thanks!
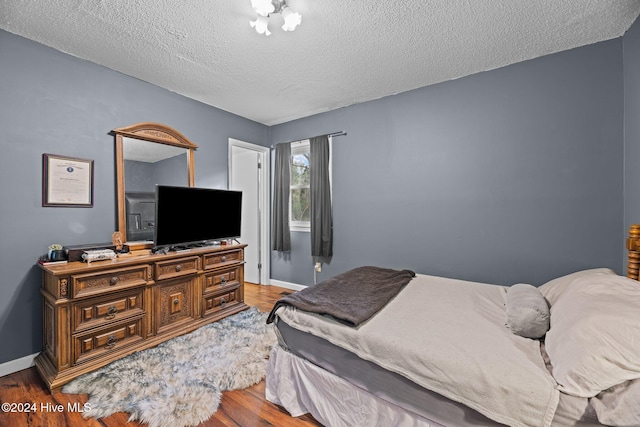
[{"left": 35, "top": 244, "right": 248, "bottom": 393}]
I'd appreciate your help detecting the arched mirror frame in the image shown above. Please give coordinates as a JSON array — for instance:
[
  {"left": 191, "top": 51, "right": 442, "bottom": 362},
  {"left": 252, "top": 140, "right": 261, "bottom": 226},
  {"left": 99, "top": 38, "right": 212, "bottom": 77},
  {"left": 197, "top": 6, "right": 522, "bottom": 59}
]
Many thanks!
[{"left": 112, "top": 122, "right": 198, "bottom": 243}]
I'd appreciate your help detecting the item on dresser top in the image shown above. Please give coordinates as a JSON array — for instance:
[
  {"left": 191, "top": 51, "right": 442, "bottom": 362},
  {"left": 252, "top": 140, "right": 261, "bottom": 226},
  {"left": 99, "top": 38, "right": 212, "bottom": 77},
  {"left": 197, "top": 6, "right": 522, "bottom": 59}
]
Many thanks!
[
  {"left": 124, "top": 240, "right": 154, "bottom": 251},
  {"left": 129, "top": 249, "right": 152, "bottom": 257},
  {"left": 81, "top": 249, "right": 117, "bottom": 263},
  {"left": 154, "top": 185, "right": 242, "bottom": 248},
  {"left": 47, "top": 244, "right": 67, "bottom": 261},
  {"left": 37, "top": 255, "right": 68, "bottom": 266},
  {"left": 64, "top": 242, "right": 117, "bottom": 262}
]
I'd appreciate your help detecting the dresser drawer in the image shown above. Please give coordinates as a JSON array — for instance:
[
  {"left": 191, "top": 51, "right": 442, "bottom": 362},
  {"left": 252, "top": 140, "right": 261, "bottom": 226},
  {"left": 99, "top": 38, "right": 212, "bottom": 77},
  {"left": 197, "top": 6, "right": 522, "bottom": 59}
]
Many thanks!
[
  {"left": 203, "top": 285, "right": 240, "bottom": 317},
  {"left": 72, "top": 289, "right": 145, "bottom": 333},
  {"left": 71, "top": 265, "right": 149, "bottom": 298},
  {"left": 203, "top": 266, "right": 241, "bottom": 294},
  {"left": 73, "top": 317, "right": 144, "bottom": 365},
  {"left": 156, "top": 277, "right": 195, "bottom": 333},
  {"left": 203, "top": 249, "right": 243, "bottom": 270},
  {"left": 154, "top": 256, "right": 199, "bottom": 281}
]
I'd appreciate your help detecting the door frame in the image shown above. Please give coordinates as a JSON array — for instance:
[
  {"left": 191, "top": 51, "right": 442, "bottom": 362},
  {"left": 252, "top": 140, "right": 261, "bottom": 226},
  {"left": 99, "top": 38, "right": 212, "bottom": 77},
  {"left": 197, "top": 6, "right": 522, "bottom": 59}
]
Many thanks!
[{"left": 228, "top": 138, "right": 270, "bottom": 285}]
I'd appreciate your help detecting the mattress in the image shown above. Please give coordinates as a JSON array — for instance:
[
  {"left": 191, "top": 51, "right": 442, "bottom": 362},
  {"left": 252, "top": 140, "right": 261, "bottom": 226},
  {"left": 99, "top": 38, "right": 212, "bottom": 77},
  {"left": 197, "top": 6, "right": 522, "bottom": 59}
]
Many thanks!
[{"left": 271, "top": 315, "right": 602, "bottom": 427}]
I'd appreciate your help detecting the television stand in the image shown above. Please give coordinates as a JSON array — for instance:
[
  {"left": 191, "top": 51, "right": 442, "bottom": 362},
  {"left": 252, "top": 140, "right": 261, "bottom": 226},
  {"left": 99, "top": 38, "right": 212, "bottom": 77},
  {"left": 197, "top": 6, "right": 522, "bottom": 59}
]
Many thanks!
[{"left": 35, "top": 243, "right": 248, "bottom": 393}]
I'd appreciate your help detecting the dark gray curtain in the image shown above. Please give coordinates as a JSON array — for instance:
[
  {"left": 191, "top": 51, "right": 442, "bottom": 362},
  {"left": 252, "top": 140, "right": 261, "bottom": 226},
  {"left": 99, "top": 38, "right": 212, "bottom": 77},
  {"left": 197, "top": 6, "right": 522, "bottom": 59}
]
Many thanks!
[
  {"left": 310, "top": 135, "right": 333, "bottom": 259},
  {"left": 272, "top": 143, "right": 291, "bottom": 251}
]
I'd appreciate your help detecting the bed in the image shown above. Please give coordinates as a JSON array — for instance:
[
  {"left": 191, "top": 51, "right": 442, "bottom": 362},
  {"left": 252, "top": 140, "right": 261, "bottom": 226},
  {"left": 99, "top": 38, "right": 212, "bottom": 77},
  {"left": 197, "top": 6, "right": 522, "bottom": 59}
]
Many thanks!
[{"left": 264, "top": 233, "right": 640, "bottom": 427}]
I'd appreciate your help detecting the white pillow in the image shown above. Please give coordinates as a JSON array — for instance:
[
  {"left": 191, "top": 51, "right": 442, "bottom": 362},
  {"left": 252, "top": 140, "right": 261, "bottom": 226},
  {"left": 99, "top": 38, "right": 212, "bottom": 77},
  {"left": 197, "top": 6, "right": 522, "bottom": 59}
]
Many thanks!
[
  {"left": 538, "top": 268, "right": 616, "bottom": 306},
  {"left": 544, "top": 273, "right": 640, "bottom": 397},
  {"left": 505, "top": 284, "right": 549, "bottom": 339}
]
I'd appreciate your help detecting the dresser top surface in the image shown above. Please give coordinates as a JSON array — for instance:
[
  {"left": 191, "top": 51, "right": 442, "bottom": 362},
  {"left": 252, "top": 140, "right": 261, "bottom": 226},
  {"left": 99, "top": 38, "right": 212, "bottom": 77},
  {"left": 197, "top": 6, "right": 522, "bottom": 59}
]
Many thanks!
[{"left": 39, "top": 243, "right": 246, "bottom": 275}]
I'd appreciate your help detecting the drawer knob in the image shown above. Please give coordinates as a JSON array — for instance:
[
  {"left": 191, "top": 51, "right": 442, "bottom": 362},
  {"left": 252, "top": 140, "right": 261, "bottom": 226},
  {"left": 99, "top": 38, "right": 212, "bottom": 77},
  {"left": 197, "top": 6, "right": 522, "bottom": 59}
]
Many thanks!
[
  {"left": 109, "top": 277, "right": 119, "bottom": 286},
  {"left": 106, "top": 334, "right": 117, "bottom": 349},
  {"left": 175, "top": 264, "right": 182, "bottom": 272},
  {"left": 173, "top": 298, "right": 180, "bottom": 306},
  {"left": 105, "top": 305, "right": 118, "bottom": 320},
  {"left": 221, "top": 277, "right": 227, "bottom": 285},
  {"left": 220, "top": 297, "right": 226, "bottom": 308},
  {"left": 221, "top": 256, "right": 227, "bottom": 262}
]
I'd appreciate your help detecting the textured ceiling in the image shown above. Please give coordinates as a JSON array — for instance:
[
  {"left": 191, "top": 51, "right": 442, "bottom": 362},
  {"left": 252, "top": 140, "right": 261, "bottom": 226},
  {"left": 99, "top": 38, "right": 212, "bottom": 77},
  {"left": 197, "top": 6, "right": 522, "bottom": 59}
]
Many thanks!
[{"left": 1, "top": 1, "right": 639, "bottom": 125}]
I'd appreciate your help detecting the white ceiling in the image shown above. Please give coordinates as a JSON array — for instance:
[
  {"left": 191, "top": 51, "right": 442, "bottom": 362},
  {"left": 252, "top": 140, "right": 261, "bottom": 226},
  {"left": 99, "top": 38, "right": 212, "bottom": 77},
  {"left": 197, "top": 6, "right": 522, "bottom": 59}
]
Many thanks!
[
  {"left": 122, "top": 137, "right": 187, "bottom": 163},
  {"left": 2, "top": 1, "right": 639, "bottom": 126}
]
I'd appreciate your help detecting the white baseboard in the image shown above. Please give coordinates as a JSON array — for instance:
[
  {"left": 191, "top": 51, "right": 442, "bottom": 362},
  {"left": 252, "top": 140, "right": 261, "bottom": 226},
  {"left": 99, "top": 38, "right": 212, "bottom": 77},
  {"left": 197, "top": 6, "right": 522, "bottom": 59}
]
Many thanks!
[
  {"left": 269, "top": 279, "right": 307, "bottom": 292},
  {"left": 0, "top": 353, "right": 38, "bottom": 378}
]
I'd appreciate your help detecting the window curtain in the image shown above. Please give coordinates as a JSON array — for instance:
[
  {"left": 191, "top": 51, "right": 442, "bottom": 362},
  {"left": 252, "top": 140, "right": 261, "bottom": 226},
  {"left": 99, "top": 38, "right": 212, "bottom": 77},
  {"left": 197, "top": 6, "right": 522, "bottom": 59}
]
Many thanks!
[
  {"left": 310, "top": 135, "right": 333, "bottom": 259},
  {"left": 272, "top": 143, "right": 291, "bottom": 251}
]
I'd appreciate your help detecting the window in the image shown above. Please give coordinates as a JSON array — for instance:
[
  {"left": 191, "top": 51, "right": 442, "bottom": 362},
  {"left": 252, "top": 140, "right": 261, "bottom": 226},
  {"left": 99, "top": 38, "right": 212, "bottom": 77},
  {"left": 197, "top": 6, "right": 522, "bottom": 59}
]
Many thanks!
[{"left": 290, "top": 140, "right": 310, "bottom": 231}]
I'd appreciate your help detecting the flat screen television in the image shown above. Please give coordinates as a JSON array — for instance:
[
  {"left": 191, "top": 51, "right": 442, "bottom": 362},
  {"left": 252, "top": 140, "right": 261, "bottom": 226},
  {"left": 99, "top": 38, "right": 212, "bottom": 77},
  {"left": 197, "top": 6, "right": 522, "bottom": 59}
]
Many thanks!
[{"left": 154, "top": 185, "right": 242, "bottom": 248}]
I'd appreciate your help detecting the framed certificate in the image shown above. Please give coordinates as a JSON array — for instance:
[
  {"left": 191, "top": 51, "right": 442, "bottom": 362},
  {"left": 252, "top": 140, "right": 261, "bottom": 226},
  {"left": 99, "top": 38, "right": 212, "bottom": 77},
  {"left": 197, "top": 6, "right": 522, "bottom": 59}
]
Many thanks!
[{"left": 42, "top": 153, "right": 94, "bottom": 207}]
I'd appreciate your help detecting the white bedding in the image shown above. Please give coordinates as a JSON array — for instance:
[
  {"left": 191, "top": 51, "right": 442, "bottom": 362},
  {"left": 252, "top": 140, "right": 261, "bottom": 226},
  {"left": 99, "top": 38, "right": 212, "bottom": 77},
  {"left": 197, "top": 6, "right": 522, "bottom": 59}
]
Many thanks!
[
  {"left": 266, "top": 344, "right": 445, "bottom": 427},
  {"left": 273, "top": 273, "right": 560, "bottom": 427}
]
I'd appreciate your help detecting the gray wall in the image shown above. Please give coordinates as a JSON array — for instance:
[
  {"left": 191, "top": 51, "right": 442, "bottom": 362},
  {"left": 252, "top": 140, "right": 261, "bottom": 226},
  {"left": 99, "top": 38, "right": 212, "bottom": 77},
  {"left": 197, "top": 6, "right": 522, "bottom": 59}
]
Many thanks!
[
  {"left": 270, "top": 38, "right": 625, "bottom": 287},
  {"left": 124, "top": 160, "right": 156, "bottom": 192},
  {"left": 124, "top": 154, "right": 189, "bottom": 192},
  {"left": 0, "top": 30, "right": 269, "bottom": 364},
  {"left": 624, "top": 18, "right": 640, "bottom": 256},
  {"left": 1, "top": 20, "right": 637, "bottom": 365}
]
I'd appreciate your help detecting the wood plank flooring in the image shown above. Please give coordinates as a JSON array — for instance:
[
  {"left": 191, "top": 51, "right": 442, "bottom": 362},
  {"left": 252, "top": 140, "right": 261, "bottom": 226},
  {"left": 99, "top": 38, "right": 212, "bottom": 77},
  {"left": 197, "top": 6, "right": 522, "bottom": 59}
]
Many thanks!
[{"left": 0, "top": 283, "right": 322, "bottom": 427}]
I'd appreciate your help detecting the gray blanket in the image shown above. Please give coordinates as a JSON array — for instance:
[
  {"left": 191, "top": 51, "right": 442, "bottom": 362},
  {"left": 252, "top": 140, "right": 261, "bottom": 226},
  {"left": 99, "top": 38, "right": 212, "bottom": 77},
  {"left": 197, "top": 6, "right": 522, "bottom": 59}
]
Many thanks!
[{"left": 266, "top": 266, "right": 415, "bottom": 326}]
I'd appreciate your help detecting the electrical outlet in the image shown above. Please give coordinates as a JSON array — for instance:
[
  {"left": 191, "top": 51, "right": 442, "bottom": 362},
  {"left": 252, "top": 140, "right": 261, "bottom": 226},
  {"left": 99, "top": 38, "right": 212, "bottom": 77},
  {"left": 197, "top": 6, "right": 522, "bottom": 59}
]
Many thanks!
[{"left": 315, "top": 262, "right": 322, "bottom": 272}]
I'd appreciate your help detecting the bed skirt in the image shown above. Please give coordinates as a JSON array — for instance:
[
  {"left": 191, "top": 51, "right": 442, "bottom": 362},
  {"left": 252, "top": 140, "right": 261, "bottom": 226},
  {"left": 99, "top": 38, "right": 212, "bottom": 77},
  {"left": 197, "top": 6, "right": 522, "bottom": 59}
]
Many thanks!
[{"left": 266, "top": 344, "right": 445, "bottom": 427}]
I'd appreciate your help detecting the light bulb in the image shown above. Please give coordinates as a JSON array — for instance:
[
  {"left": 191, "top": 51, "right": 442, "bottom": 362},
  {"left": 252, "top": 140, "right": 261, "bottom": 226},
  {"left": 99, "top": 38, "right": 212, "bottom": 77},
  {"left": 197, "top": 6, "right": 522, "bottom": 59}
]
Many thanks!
[
  {"left": 250, "top": 15, "right": 271, "bottom": 36},
  {"left": 281, "top": 6, "right": 301, "bottom": 32}
]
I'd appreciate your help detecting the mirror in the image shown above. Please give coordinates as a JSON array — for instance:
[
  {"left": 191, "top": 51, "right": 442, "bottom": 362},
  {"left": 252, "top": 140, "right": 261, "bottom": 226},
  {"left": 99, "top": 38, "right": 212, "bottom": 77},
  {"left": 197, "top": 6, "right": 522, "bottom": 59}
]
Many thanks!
[{"left": 113, "top": 123, "right": 198, "bottom": 244}]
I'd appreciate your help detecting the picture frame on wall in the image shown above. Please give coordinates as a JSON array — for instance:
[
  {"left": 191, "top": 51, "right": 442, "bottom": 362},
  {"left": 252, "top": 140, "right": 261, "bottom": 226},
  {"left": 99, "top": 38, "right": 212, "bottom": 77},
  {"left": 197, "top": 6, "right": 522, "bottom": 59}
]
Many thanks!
[{"left": 42, "top": 153, "right": 94, "bottom": 207}]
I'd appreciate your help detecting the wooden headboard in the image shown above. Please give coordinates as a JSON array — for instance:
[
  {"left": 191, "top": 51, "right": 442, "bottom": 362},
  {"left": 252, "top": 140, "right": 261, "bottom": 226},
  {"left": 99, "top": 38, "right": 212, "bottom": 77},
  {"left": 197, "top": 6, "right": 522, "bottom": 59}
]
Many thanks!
[{"left": 627, "top": 224, "right": 640, "bottom": 279}]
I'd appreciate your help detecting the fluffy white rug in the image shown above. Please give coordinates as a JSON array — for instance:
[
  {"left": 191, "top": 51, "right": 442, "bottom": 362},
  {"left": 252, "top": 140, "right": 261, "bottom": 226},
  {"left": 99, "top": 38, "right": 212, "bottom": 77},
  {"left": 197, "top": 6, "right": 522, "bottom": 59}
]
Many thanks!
[{"left": 63, "top": 307, "right": 276, "bottom": 427}]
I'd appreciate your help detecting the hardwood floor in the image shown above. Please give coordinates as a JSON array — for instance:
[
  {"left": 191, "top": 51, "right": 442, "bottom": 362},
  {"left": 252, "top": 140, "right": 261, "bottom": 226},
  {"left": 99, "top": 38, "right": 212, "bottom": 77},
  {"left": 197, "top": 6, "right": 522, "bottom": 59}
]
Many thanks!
[{"left": 0, "top": 283, "right": 322, "bottom": 427}]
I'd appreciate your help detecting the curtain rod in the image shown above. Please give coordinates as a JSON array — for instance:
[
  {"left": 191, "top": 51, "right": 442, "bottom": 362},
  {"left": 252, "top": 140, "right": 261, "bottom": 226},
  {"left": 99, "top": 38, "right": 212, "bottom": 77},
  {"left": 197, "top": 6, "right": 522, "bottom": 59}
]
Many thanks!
[{"left": 270, "top": 131, "right": 347, "bottom": 149}]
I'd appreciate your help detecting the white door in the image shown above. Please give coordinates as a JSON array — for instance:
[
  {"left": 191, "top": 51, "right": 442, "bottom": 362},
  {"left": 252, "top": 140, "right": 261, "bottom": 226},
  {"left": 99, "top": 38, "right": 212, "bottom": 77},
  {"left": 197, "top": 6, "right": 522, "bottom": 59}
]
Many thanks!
[{"left": 229, "top": 139, "right": 270, "bottom": 285}]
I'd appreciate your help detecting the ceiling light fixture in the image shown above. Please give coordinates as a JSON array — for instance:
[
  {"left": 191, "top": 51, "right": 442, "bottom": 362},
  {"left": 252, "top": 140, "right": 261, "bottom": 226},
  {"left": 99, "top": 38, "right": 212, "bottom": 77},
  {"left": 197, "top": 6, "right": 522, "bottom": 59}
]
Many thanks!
[{"left": 250, "top": 0, "right": 301, "bottom": 36}]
